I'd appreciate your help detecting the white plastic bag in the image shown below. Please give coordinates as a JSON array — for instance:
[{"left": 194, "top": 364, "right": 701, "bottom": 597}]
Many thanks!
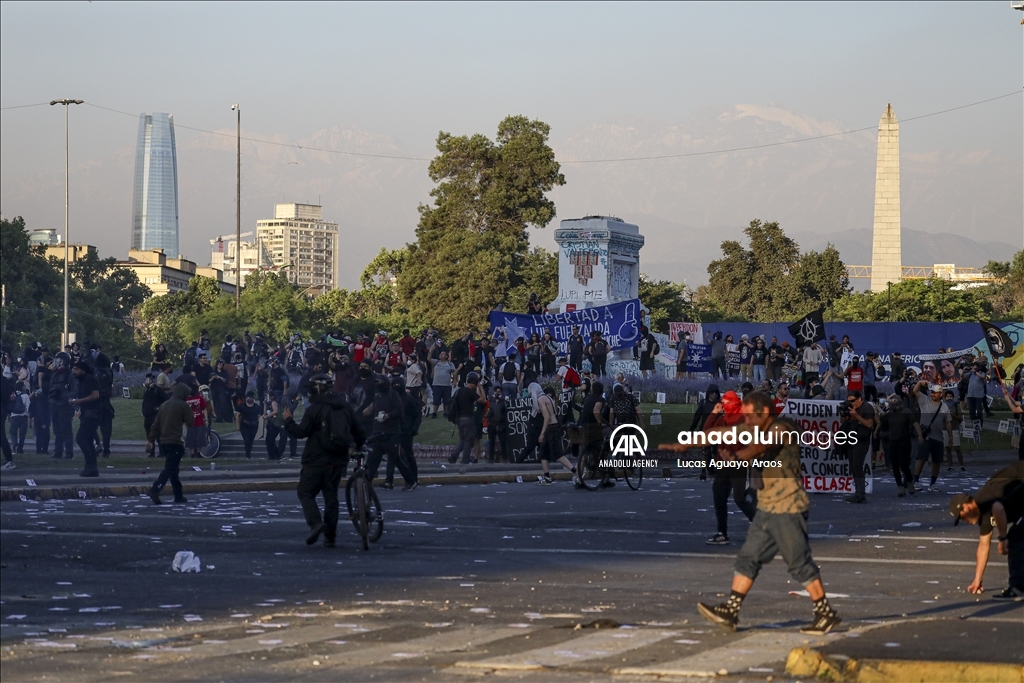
[{"left": 172, "top": 551, "right": 202, "bottom": 573}]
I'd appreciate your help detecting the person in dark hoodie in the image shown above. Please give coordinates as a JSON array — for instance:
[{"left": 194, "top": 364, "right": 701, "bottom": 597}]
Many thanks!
[
  {"left": 283, "top": 374, "right": 365, "bottom": 547},
  {"left": 364, "top": 375, "right": 415, "bottom": 489},
  {"left": 147, "top": 383, "right": 194, "bottom": 505},
  {"left": 691, "top": 384, "right": 722, "bottom": 482},
  {"left": 348, "top": 362, "right": 376, "bottom": 441},
  {"left": 387, "top": 376, "right": 421, "bottom": 491}
]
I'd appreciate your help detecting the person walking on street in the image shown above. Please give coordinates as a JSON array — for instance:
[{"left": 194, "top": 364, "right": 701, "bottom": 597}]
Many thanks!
[
  {"left": 949, "top": 462, "right": 1024, "bottom": 601},
  {"left": 880, "top": 394, "right": 917, "bottom": 496},
  {"left": 365, "top": 376, "right": 414, "bottom": 487},
  {"left": 236, "top": 391, "right": 262, "bottom": 459},
  {"left": 70, "top": 361, "right": 101, "bottom": 477},
  {"left": 49, "top": 352, "right": 74, "bottom": 460},
  {"left": 147, "top": 383, "right": 193, "bottom": 505},
  {"left": 448, "top": 372, "right": 487, "bottom": 465},
  {"left": 396, "top": 377, "right": 423, "bottom": 489},
  {"left": 537, "top": 385, "right": 576, "bottom": 485},
  {"left": 841, "top": 390, "right": 876, "bottom": 504},
  {"left": 283, "top": 374, "right": 365, "bottom": 547},
  {"left": 943, "top": 389, "right": 965, "bottom": 472},
  {"left": 661, "top": 391, "right": 843, "bottom": 635},
  {"left": 701, "top": 390, "right": 757, "bottom": 544},
  {"left": 0, "top": 373, "right": 15, "bottom": 469},
  {"left": 911, "top": 380, "right": 953, "bottom": 492}
]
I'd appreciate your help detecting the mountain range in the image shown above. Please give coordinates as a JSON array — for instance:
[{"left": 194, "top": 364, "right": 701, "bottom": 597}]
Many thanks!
[{"left": 2, "top": 103, "right": 1019, "bottom": 289}]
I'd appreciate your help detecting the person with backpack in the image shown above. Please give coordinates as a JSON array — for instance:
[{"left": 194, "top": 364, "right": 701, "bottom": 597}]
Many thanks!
[
  {"left": 556, "top": 356, "right": 581, "bottom": 390},
  {"left": 282, "top": 374, "right": 365, "bottom": 547},
  {"left": 183, "top": 341, "right": 199, "bottom": 369},
  {"left": 587, "top": 331, "right": 609, "bottom": 377},
  {"left": 499, "top": 352, "right": 523, "bottom": 399}
]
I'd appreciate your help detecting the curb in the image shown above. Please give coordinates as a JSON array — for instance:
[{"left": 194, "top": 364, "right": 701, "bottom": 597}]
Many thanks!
[
  {"left": 0, "top": 472, "right": 574, "bottom": 502},
  {"left": 786, "top": 647, "right": 1024, "bottom": 682}
]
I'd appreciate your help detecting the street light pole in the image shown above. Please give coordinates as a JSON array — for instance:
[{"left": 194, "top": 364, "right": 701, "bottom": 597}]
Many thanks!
[
  {"left": 50, "top": 99, "right": 83, "bottom": 349},
  {"left": 231, "top": 104, "right": 241, "bottom": 309}
]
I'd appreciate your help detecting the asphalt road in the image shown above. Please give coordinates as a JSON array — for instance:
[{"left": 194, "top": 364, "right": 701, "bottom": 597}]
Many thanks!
[{"left": 1, "top": 464, "right": 1021, "bottom": 682}]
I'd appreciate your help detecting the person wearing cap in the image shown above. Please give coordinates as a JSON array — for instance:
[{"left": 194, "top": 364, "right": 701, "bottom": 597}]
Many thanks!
[
  {"left": 910, "top": 379, "right": 953, "bottom": 492},
  {"left": 949, "top": 462, "right": 1024, "bottom": 601}
]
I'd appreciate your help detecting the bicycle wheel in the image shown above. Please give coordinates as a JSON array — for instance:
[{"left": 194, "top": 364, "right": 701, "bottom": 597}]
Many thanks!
[
  {"left": 623, "top": 463, "right": 644, "bottom": 490},
  {"left": 576, "top": 447, "right": 600, "bottom": 491},
  {"left": 354, "top": 477, "right": 369, "bottom": 550},
  {"left": 366, "top": 485, "right": 384, "bottom": 543},
  {"left": 345, "top": 476, "right": 366, "bottom": 536},
  {"left": 199, "top": 430, "right": 221, "bottom": 458}
]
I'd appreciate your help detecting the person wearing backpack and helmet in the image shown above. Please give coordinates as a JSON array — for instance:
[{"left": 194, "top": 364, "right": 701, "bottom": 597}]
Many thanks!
[
  {"left": 363, "top": 375, "right": 415, "bottom": 489},
  {"left": 283, "top": 374, "right": 365, "bottom": 548}
]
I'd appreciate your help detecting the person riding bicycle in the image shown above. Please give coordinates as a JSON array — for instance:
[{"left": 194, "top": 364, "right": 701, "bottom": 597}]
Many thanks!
[{"left": 283, "top": 374, "right": 365, "bottom": 548}]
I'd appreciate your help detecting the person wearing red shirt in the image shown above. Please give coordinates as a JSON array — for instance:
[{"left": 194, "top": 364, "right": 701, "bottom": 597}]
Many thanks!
[
  {"left": 773, "top": 383, "right": 790, "bottom": 415},
  {"left": 184, "top": 390, "right": 211, "bottom": 458},
  {"left": 352, "top": 335, "right": 367, "bottom": 365},
  {"left": 844, "top": 357, "right": 865, "bottom": 392},
  {"left": 399, "top": 329, "right": 416, "bottom": 356}
]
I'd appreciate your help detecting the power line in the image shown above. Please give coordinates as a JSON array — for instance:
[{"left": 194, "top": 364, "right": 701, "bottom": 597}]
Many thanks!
[
  {"left": 0, "top": 101, "right": 50, "bottom": 110},
  {"left": 83, "top": 102, "right": 433, "bottom": 161},
  {"left": 4, "top": 89, "right": 1020, "bottom": 164}
]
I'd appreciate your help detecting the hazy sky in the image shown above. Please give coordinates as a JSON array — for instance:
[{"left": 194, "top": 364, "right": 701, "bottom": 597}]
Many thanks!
[{"left": 2, "top": 1, "right": 1021, "bottom": 273}]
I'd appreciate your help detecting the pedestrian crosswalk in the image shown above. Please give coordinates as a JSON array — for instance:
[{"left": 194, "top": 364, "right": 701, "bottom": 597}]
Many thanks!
[{"left": 3, "top": 614, "right": 841, "bottom": 681}]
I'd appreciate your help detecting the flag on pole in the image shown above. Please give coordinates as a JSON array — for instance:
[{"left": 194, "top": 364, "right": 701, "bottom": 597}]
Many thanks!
[
  {"left": 788, "top": 308, "right": 826, "bottom": 348},
  {"left": 980, "top": 321, "right": 1014, "bottom": 359}
]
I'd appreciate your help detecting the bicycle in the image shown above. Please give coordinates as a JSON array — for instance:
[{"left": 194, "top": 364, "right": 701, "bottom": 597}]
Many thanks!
[
  {"left": 570, "top": 423, "right": 643, "bottom": 491},
  {"left": 198, "top": 425, "right": 221, "bottom": 459},
  {"left": 345, "top": 447, "right": 384, "bottom": 550}
]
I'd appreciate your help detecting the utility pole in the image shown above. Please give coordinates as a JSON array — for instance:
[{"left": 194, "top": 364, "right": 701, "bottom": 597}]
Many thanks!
[
  {"left": 231, "top": 104, "right": 241, "bottom": 309},
  {"left": 50, "top": 98, "right": 83, "bottom": 348}
]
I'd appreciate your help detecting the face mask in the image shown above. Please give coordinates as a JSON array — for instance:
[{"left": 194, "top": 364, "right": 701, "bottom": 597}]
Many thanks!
[{"left": 358, "top": 368, "right": 371, "bottom": 379}]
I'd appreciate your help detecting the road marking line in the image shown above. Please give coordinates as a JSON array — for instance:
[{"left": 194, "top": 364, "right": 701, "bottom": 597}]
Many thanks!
[
  {"left": 455, "top": 628, "right": 678, "bottom": 671},
  {"left": 272, "top": 626, "right": 525, "bottom": 671},
  {"left": 616, "top": 630, "right": 826, "bottom": 677},
  {"left": 439, "top": 546, "right": 981, "bottom": 566}
]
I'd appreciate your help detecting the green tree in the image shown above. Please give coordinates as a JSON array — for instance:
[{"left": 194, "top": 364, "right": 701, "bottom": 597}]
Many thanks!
[
  {"left": 706, "top": 219, "right": 849, "bottom": 321},
  {"left": 506, "top": 247, "right": 559, "bottom": 313},
  {"left": 398, "top": 115, "right": 565, "bottom": 336},
  {"left": 830, "top": 278, "right": 991, "bottom": 322},
  {"left": 0, "top": 216, "right": 62, "bottom": 347},
  {"left": 638, "top": 275, "right": 693, "bottom": 332},
  {"left": 980, "top": 252, "right": 1024, "bottom": 320}
]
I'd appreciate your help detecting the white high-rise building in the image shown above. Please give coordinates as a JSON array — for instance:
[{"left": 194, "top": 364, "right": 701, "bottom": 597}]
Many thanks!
[
  {"left": 255, "top": 203, "right": 339, "bottom": 294},
  {"left": 210, "top": 235, "right": 273, "bottom": 287}
]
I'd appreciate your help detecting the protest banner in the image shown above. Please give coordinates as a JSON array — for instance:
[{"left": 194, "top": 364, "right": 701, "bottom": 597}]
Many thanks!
[
  {"left": 918, "top": 347, "right": 973, "bottom": 387},
  {"left": 669, "top": 322, "right": 704, "bottom": 344},
  {"left": 686, "top": 343, "right": 712, "bottom": 373},
  {"left": 489, "top": 298, "right": 643, "bottom": 353},
  {"left": 782, "top": 399, "right": 873, "bottom": 494}
]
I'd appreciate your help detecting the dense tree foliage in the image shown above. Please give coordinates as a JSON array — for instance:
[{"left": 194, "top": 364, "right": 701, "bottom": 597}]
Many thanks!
[
  {"left": 638, "top": 275, "right": 694, "bottom": 332},
  {"left": 705, "top": 220, "right": 850, "bottom": 321},
  {"left": 1, "top": 216, "right": 150, "bottom": 359},
  {"left": 398, "top": 115, "right": 565, "bottom": 336}
]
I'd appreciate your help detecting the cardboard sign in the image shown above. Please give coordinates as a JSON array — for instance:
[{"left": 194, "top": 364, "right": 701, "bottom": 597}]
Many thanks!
[
  {"left": 783, "top": 399, "right": 873, "bottom": 494},
  {"left": 656, "top": 392, "right": 666, "bottom": 404},
  {"left": 650, "top": 409, "right": 662, "bottom": 426}
]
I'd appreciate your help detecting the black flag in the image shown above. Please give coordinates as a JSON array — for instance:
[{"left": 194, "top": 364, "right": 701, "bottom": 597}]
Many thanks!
[
  {"left": 788, "top": 309, "right": 826, "bottom": 348},
  {"left": 980, "top": 321, "right": 1014, "bottom": 359}
]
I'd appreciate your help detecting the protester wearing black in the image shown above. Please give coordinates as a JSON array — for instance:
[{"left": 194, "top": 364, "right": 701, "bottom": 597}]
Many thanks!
[
  {"left": 0, "top": 373, "right": 14, "bottom": 468},
  {"left": 147, "top": 383, "right": 193, "bottom": 505},
  {"left": 448, "top": 373, "right": 486, "bottom": 465},
  {"left": 364, "top": 377, "right": 414, "bottom": 487},
  {"left": 142, "top": 374, "right": 166, "bottom": 457},
  {"left": 284, "top": 375, "right": 365, "bottom": 547},
  {"left": 34, "top": 358, "right": 52, "bottom": 454},
  {"left": 236, "top": 392, "right": 262, "bottom": 459},
  {"left": 567, "top": 327, "right": 585, "bottom": 371},
  {"left": 487, "top": 387, "right": 509, "bottom": 463},
  {"left": 90, "top": 349, "right": 115, "bottom": 457},
  {"left": 881, "top": 394, "right": 917, "bottom": 495},
  {"left": 70, "top": 362, "right": 100, "bottom": 477},
  {"left": 842, "top": 390, "right": 876, "bottom": 503},
  {"left": 950, "top": 462, "right": 1024, "bottom": 601},
  {"left": 49, "top": 352, "right": 74, "bottom": 460},
  {"left": 709, "top": 332, "right": 727, "bottom": 380},
  {"left": 587, "top": 332, "right": 609, "bottom": 377},
  {"left": 391, "top": 376, "right": 421, "bottom": 491},
  {"left": 348, "top": 364, "right": 376, "bottom": 440}
]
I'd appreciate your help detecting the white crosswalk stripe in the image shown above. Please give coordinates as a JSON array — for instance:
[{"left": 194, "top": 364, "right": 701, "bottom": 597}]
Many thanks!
[{"left": 455, "top": 627, "right": 679, "bottom": 671}]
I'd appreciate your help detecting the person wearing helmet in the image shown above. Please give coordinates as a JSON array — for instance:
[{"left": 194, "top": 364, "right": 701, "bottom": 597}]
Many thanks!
[
  {"left": 49, "top": 352, "right": 75, "bottom": 460},
  {"left": 910, "top": 379, "right": 953, "bottom": 493},
  {"left": 363, "top": 375, "right": 414, "bottom": 489},
  {"left": 448, "top": 372, "right": 486, "bottom": 465},
  {"left": 283, "top": 374, "right": 365, "bottom": 547}
]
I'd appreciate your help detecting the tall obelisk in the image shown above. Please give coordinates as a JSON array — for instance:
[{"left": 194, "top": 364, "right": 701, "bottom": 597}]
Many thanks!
[{"left": 870, "top": 102, "right": 901, "bottom": 292}]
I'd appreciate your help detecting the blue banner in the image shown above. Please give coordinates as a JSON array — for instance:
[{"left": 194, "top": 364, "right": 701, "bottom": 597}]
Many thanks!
[
  {"left": 488, "top": 299, "right": 643, "bottom": 353},
  {"left": 686, "top": 343, "right": 712, "bottom": 372},
  {"left": 700, "top": 322, "right": 1024, "bottom": 376}
]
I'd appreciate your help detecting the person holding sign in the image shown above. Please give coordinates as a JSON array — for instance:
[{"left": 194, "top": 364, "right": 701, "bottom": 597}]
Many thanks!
[{"left": 659, "top": 392, "right": 843, "bottom": 635}]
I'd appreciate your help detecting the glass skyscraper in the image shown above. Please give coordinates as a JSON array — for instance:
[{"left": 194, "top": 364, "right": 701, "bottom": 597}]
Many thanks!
[{"left": 131, "top": 113, "right": 179, "bottom": 255}]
